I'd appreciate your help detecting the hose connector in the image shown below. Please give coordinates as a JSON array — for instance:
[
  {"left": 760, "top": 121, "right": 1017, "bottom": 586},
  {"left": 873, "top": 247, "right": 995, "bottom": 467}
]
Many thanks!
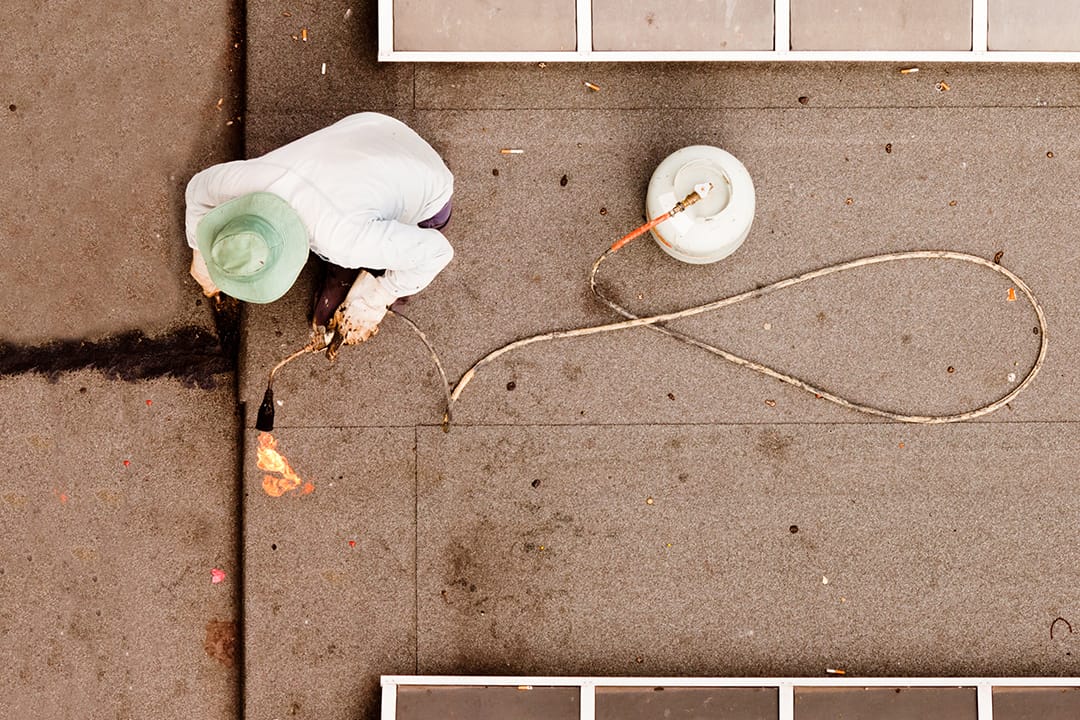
[
  {"left": 326, "top": 328, "right": 346, "bottom": 361},
  {"left": 609, "top": 183, "right": 716, "bottom": 253},
  {"left": 670, "top": 182, "right": 714, "bottom": 215}
]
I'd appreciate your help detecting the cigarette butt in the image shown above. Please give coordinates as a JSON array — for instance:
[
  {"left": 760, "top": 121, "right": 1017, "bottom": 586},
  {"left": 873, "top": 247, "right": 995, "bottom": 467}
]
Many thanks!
[
  {"left": 584, "top": 81, "right": 601, "bottom": 92},
  {"left": 344, "top": 8, "right": 353, "bottom": 19},
  {"left": 936, "top": 81, "right": 950, "bottom": 92},
  {"left": 1007, "top": 287, "right": 1016, "bottom": 302},
  {"left": 826, "top": 668, "right": 846, "bottom": 675},
  {"left": 291, "top": 34, "right": 299, "bottom": 41},
  {"left": 301, "top": 27, "right": 308, "bottom": 41},
  {"left": 500, "top": 148, "right": 524, "bottom": 155},
  {"left": 216, "top": 97, "right": 223, "bottom": 110},
  {"left": 517, "top": 685, "right": 533, "bottom": 691},
  {"left": 225, "top": 120, "right": 234, "bottom": 126},
  {"left": 900, "top": 67, "right": 919, "bottom": 74},
  {"left": 282, "top": 10, "right": 291, "bottom": 17},
  {"left": 321, "top": 62, "right": 327, "bottom": 74}
]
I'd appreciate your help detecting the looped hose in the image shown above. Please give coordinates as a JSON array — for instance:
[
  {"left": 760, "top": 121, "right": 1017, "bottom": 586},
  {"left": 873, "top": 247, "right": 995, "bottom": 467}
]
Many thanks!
[{"left": 446, "top": 248, "right": 1048, "bottom": 426}]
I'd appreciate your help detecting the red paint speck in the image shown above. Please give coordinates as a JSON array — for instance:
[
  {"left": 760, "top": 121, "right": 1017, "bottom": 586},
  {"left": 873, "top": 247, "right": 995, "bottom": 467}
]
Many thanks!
[
  {"left": 348, "top": 540, "right": 356, "bottom": 548},
  {"left": 123, "top": 460, "right": 130, "bottom": 467},
  {"left": 210, "top": 568, "right": 226, "bottom": 584},
  {"left": 146, "top": 399, "right": 153, "bottom": 406}
]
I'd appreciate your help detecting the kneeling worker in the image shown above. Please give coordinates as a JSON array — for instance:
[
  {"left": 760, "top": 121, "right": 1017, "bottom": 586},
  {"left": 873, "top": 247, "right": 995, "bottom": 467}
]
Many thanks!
[{"left": 185, "top": 112, "right": 454, "bottom": 351}]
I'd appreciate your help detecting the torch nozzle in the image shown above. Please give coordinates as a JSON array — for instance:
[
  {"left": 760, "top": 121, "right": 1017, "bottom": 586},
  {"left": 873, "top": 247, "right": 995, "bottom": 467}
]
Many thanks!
[{"left": 255, "top": 385, "right": 276, "bottom": 432}]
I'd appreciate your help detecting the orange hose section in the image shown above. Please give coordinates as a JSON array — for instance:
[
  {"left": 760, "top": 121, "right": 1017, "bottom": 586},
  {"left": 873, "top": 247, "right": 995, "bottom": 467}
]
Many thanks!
[{"left": 610, "top": 211, "right": 672, "bottom": 252}]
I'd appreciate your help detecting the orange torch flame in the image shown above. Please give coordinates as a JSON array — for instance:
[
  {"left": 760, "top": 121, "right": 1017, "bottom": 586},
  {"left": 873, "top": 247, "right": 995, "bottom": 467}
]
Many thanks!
[{"left": 257, "top": 432, "right": 313, "bottom": 497}]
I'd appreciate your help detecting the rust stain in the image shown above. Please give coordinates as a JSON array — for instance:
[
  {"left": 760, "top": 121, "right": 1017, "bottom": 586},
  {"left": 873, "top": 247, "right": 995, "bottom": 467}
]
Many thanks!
[
  {"left": 204, "top": 620, "right": 237, "bottom": 668},
  {"left": 96, "top": 489, "right": 123, "bottom": 506},
  {"left": 71, "top": 547, "right": 97, "bottom": 562},
  {"left": 4, "top": 492, "right": 29, "bottom": 507},
  {"left": 322, "top": 570, "right": 347, "bottom": 586}
]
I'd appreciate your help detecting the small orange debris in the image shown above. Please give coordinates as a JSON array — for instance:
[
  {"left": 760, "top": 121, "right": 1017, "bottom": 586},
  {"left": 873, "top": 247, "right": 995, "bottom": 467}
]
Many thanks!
[
  {"left": 1007, "top": 287, "right": 1017, "bottom": 302},
  {"left": 898, "top": 442, "right": 905, "bottom": 449}
]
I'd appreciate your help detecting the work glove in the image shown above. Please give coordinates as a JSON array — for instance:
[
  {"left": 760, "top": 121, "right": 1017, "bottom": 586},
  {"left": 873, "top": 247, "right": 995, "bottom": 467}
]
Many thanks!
[
  {"left": 190, "top": 249, "right": 220, "bottom": 298},
  {"left": 328, "top": 270, "right": 395, "bottom": 346}
]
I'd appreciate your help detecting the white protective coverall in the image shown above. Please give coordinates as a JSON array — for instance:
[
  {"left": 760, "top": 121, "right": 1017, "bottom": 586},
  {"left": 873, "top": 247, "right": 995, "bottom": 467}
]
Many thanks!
[{"left": 186, "top": 112, "right": 454, "bottom": 341}]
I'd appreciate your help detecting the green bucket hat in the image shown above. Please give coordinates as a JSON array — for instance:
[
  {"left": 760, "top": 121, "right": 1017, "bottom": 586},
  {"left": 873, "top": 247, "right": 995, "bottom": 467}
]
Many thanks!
[{"left": 195, "top": 192, "right": 309, "bottom": 304}]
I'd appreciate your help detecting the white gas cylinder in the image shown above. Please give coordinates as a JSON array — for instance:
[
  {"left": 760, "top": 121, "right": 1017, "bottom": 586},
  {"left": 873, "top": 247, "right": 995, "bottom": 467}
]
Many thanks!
[{"left": 646, "top": 145, "right": 755, "bottom": 264}]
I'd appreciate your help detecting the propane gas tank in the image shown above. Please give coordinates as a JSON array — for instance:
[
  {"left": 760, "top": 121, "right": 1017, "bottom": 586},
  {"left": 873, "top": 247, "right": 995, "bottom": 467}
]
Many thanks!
[{"left": 646, "top": 145, "right": 755, "bottom": 264}]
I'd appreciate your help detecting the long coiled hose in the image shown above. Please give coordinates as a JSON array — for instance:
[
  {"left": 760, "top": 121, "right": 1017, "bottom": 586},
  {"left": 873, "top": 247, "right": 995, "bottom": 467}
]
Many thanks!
[{"left": 442, "top": 234, "right": 1047, "bottom": 429}]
